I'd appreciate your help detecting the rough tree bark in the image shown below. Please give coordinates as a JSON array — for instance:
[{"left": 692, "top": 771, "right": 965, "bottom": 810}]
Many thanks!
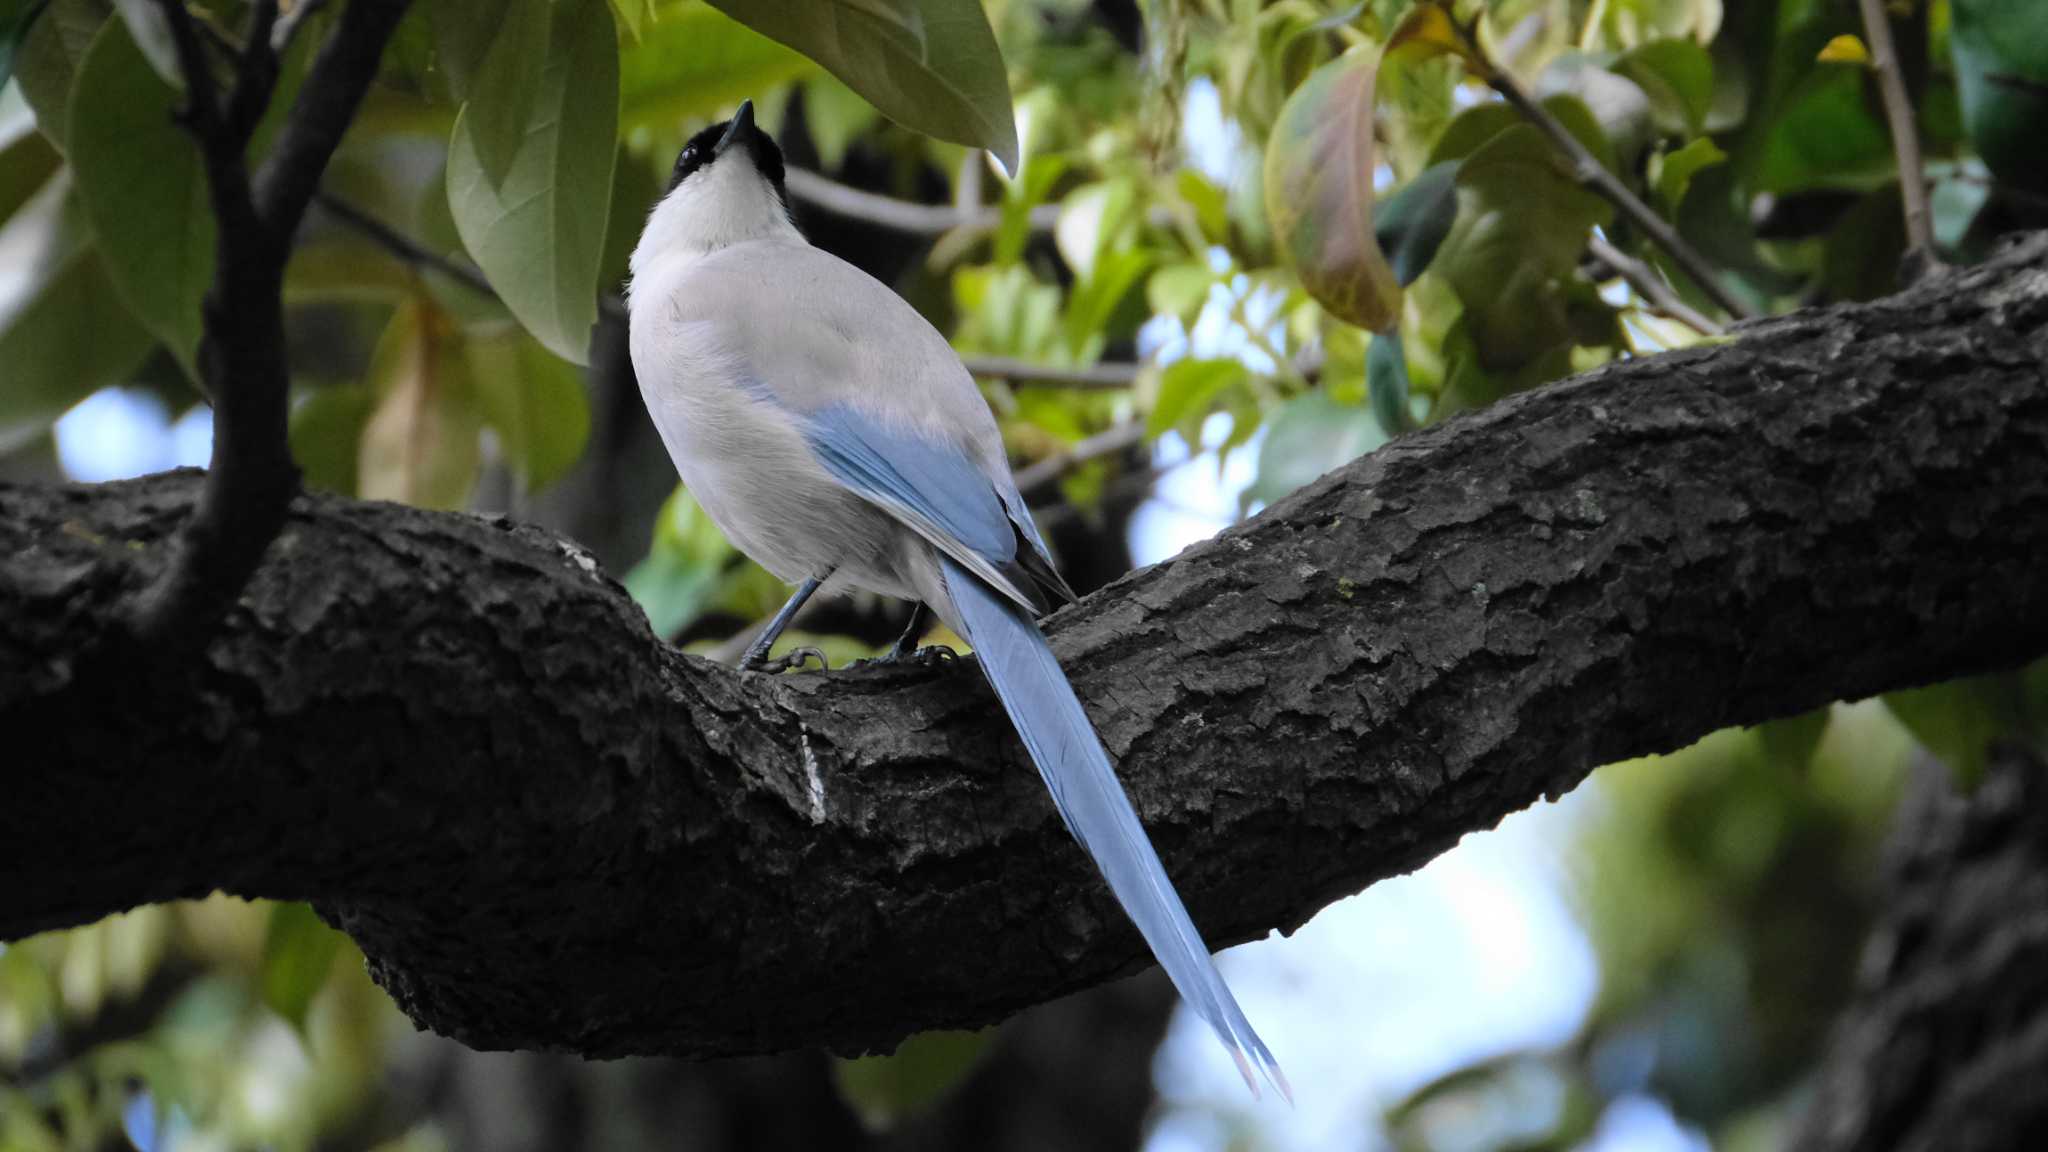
[
  {"left": 4, "top": 235, "right": 2047, "bottom": 1063},
  {"left": 1797, "top": 744, "right": 2048, "bottom": 1152}
]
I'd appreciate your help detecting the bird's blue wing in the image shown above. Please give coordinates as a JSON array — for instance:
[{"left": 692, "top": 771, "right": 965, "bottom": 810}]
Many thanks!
[{"left": 803, "top": 405, "right": 1047, "bottom": 612}]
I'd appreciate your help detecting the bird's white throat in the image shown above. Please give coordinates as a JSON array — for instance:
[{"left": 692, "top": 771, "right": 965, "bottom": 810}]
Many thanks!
[{"left": 627, "top": 157, "right": 800, "bottom": 298}]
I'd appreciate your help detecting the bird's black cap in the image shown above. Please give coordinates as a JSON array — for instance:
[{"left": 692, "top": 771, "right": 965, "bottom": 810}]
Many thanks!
[{"left": 669, "top": 98, "right": 786, "bottom": 201}]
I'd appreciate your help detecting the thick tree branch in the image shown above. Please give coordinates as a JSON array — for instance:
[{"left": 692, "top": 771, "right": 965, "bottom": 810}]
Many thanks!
[
  {"left": 124, "top": 0, "right": 413, "bottom": 652},
  {"left": 7, "top": 236, "right": 2048, "bottom": 1062}
]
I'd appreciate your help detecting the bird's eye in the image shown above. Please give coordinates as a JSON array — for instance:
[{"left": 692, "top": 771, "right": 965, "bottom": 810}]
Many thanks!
[{"left": 669, "top": 146, "right": 703, "bottom": 192}]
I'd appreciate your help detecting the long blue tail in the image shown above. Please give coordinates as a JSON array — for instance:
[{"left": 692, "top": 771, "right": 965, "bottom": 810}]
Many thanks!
[{"left": 940, "top": 557, "right": 1289, "bottom": 1101}]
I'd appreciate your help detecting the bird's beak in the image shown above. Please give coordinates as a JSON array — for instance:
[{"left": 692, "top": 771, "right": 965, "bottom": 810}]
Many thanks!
[{"left": 715, "top": 100, "right": 756, "bottom": 155}]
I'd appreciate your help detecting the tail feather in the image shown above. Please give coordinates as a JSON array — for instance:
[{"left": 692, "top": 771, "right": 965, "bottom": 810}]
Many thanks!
[{"left": 940, "top": 557, "right": 1288, "bottom": 1101}]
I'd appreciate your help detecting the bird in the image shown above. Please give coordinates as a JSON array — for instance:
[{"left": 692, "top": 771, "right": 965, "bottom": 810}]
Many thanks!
[{"left": 626, "top": 99, "right": 1287, "bottom": 1100}]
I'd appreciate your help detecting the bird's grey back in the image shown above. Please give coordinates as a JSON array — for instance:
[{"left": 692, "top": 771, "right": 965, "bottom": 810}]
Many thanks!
[{"left": 653, "top": 239, "right": 1009, "bottom": 474}]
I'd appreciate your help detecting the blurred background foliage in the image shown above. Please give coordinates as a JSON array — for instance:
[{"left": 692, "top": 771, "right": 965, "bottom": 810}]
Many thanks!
[{"left": 4, "top": 0, "right": 2047, "bottom": 1148}]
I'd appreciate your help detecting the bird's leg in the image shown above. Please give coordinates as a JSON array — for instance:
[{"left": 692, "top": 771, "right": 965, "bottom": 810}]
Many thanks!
[
  {"left": 888, "top": 603, "right": 930, "bottom": 658},
  {"left": 853, "top": 603, "right": 956, "bottom": 667},
  {"left": 738, "top": 575, "right": 827, "bottom": 673}
]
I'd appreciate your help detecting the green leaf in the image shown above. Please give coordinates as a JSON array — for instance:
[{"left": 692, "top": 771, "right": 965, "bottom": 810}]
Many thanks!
[
  {"left": 1612, "top": 39, "right": 1715, "bottom": 135},
  {"left": 106, "top": 0, "right": 174, "bottom": 87},
  {"left": 450, "top": 0, "right": 551, "bottom": 185},
  {"left": 470, "top": 331, "right": 591, "bottom": 492},
  {"left": 1367, "top": 330, "right": 1412, "bottom": 435},
  {"left": 1930, "top": 174, "right": 1991, "bottom": 250},
  {"left": 0, "top": 85, "right": 61, "bottom": 219},
  {"left": 994, "top": 153, "right": 1065, "bottom": 266},
  {"left": 1176, "top": 168, "right": 1229, "bottom": 243},
  {"left": 1062, "top": 246, "right": 1150, "bottom": 361},
  {"left": 624, "top": 484, "right": 735, "bottom": 638},
  {"left": 282, "top": 238, "right": 417, "bottom": 305},
  {"left": 447, "top": 0, "right": 618, "bottom": 365},
  {"left": 1654, "top": 137, "right": 1726, "bottom": 213},
  {"left": 1433, "top": 124, "right": 1611, "bottom": 370},
  {"left": 952, "top": 263, "right": 1060, "bottom": 357},
  {"left": 621, "top": 4, "right": 814, "bottom": 133},
  {"left": 1264, "top": 46, "right": 1401, "bottom": 331},
  {"left": 13, "top": 0, "right": 105, "bottom": 152},
  {"left": 1428, "top": 93, "right": 1614, "bottom": 173},
  {"left": 1245, "top": 387, "right": 1385, "bottom": 508},
  {"left": 1547, "top": 62, "right": 1650, "bottom": 169},
  {"left": 1052, "top": 178, "right": 1136, "bottom": 281},
  {"left": 1147, "top": 357, "right": 1247, "bottom": 439},
  {"left": 358, "top": 297, "right": 483, "bottom": 509},
  {"left": 834, "top": 1030, "right": 993, "bottom": 1127},
  {"left": 1751, "top": 62, "right": 1892, "bottom": 194},
  {"left": 0, "top": 176, "right": 154, "bottom": 452},
  {"left": 289, "top": 384, "right": 375, "bottom": 495},
  {"left": 67, "top": 13, "right": 209, "bottom": 372},
  {"left": 1373, "top": 160, "right": 1459, "bottom": 287},
  {"left": 609, "top": 0, "right": 656, "bottom": 41},
  {"left": 1384, "top": 2, "right": 1485, "bottom": 73},
  {"left": 703, "top": 0, "right": 1017, "bottom": 172},
  {"left": 1883, "top": 676, "right": 2018, "bottom": 788},
  {"left": 0, "top": 0, "right": 54, "bottom": 91},
  {"left": 1146, "top": 261, "right": 1214, "bottom": 324},
  {"left": 1754, "top": 708, "right": 1829, "bottom": 772},
  {"left": 260, "top": 902, "right": 344, "bottom": 1036},
  {"left": 1951, "top": 0, "right": 2048, "bottom": 193}
]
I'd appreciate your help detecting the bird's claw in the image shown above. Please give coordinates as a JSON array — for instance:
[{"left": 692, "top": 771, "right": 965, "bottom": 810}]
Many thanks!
[
  {"left": 851, "top": 645, "right": 957, "bottom": 669},
  {"left": 902, "top": 644, "right": 957, "bottom": 665},
  {"left": 746, "top": 646, "right": 829, "bottom": 674}
]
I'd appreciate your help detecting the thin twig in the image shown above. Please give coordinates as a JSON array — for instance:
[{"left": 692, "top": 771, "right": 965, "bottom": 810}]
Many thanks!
[
  {"left": 961, "top": 356, "right": 1139, "bottom": 389},
  {"left": 313, "top": 191, "right": 495, "bottom": 297},
  {"left": 784, "top": 167, "right": 1031, "bottom": 236},
  {"left": 223, "top": 0, "right": 279, "bottom": 142},
  {"left": 784, "top": 167, "right": 1178, "bottom": 240},
  {"left": 1029, "top": 464, "right": 1167, "bottom": 529},
  {"left": 1857, "top": 0, "right": 1938, "bottom": 261},
  {"left": 1014, "top": 421, "right": 1148, "bottom": 494},
  {"left": 1947, "top": 168, "right": 2048, "bottom": 215},
  {"left": 1486, "top": 64, "right": 1756, "bottom": 321},
  {"left": 1587, "top": 234, "right": 1725, "bottom": 336}
]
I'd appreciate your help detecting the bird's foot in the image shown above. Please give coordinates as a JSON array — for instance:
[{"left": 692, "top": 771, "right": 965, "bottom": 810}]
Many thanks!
[
  {"left": 742, "top": 646, "right": 830, "bottom": 675},
  {"left": 851, "top": 645, "right": 957, "bottom": 669}
]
